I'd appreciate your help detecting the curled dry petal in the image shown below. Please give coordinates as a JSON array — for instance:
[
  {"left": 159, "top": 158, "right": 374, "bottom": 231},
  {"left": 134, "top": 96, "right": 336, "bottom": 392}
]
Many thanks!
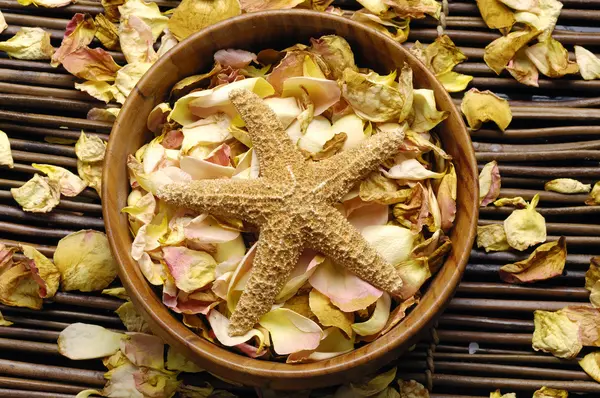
[
  {"left": 62, "top": 47, "right": 121, "bottom": 82},
  {"left": 11, "top": 174, "right": 60, "bottom": 213},
  {"left": 309, "top": 288, "right": 354, "bottom": 337},
  {"left": 359, "top": 172, "right": 411, "bottom": 205},
  {"left": 383, "top": 154, "right": 444, "bottom": 181},
  {"left": 499, "top": 237, "right": 566, "bottom": 283},
  {"left": 21, "top": 245, "right": 60, "bottom": 299},
  {"left": 585, "top": 258, "right": 600, "bottom": 307},
  {"left": 310, "top": 35, "right": 357, "bottom": 80},
  {"left": 506, "top": 47, "right": 539, "bottom": 87},
  {"left": 586, "top": 182, "right": 600, "bottom": 206},
  {"left": 51, "top": 13, "right": 96, "bottom": 67},
  {"left": 115, "top": 62, "right": 153, "bottom": 98},
  {"left": 0, "top": 11, "right": 5, "bottom": 35},
  {"left": 479, "top": 160, "right": 501, "bottom": 206},
  {"left": 342, "top": 68, "right": 405, "bottom": 123},
  {"left": 532, "top": 387, "right": 569, "bottom": 398},
  {"left": 424, "top": 35, "right": 467, "bottom": 75},
  {"left": 484, "top": 29, "right": 541, "bottom": 75},
  {"left": 119, "top": 15, "right": 157, "bottom": 64},
  {"left": 58, "top": 323, "right": 125, "bottom": 360},
  {"left": 118, "top": 0, "right": 168, "bottom": 41},
  {"left": 386, "top": 0, "right": 442, "bottom": 19},
  {"left": 214, "top": 49, "right": 257, "bottom": 69},
  {"left": 95, "top": 14, "right": 120, "bottom": 50},
  {"left": 362, "top": 224, "right": 415, "bottom": 265},
  {"left": 87, "top": 107, "right": 120, "bottom": 122},
  {"left": 575, "top": 46, "right": 600, "bottom": 80},
  {"left": 163, "top": 246, "right": 216, "bottom": 293},
  {"left": 504, "top": 194, "right": 546, "bottom": 251},
  {"left": 18, "top": 0, "right": 74, "bottom": 6},
  {"left": 168, "top": 0, "right": 241, "bottom": 41},
  {"left": 580, "top": 352, "right": 600, "bottom": 383},
  {"left": 532, "top": 309, "right": 581, "bottom": 359},
  {"left": 395, "top": 258, "right": 431, "bottom": 298},
  {"left": 380, "top": 295, "right": 419, "bottom": 336},
  {"left": 437, "top": 163, "right": 457, "bottom": 231},
  {"left": 53, "top": 230, "right": 118, "bottom": 292},
  {"left": 207, "top": 309, "right": 265, "bottom": 349},
  {"left": 309, "top": 257, "right": 382, "bottom": 312},
  {"left": 115, "top": 301, "right": 151, "bottom": 333},
  {"left": 283, "top": 76, "right": 341, "bottom": 116},
  {"left": 77, "top": 160, "right": 103, "bottom": 196},
  {"left": 166, "top": 347, "right": 203, "bottom": 372},
  {"left": 287, "top": 327, "right": 354, "bottom": 363},
  {"left": 351, "top": 292, "right": 391, "bottom": 336},
  {"left": 490, "top": 391, "right": 517, "bottom": 398},
  {"left": 398, "top": 380, "right": 429, "bottom": 397},
  {"left": 410, "top": 89, "right": 449, "bottom": 132},
  {"left": 0, "top": 27, "right": 54, "bottom": 60},
  {"left": 513, "top": 0, "right": 562, "bottom": 42},
  {"left": 147, "top": 103, "right": 172, "bottom": 134},
  {"left": 0, "top": 310, "right": 11, "bottom": 326},
  {"left": 0, "top": 130, "right": 13, "bottom": 168},
  {"left": 334, "top": 367, "right": 396, "bottom": 397},
  {"left": 526, "top": 38, "right": 579, "bottom": 78},
  {"left": 239, "top": 0, "right": 304, "bottom": 12},
  {"left": 75, "top": 81, "right": 123, "bottom": 103},
  {"left": 477, "top": 224, "right": 510, "bottom": 252},
  {"left": 461, "top": 89, "right": 512, "bottom": 131},
  {"left": 120, "top": 333, "right": 164, "bottom": 369},
  {"left": 494, "top": 196, "right": 527, "bottom": 208},
  {"left": 32, "top": 164, "right": 87, "bottom": 197},
  {"left": 259, "top": 308, "right": 323, "bottom": 355},
  {"left": 0, "top": 262, "right": 42, "bottom": 309},
  {"left": 545, "top": 178, "right": 591, "bottom": 194},
  {"left": 76, "top": 131, "right": 107, "bottom": 163},
  {"left": 351, "top": 10, "right": 411, "bottom": 43},
  {"left": 475, "top": 0, "right": 515, "bottom": 34}
]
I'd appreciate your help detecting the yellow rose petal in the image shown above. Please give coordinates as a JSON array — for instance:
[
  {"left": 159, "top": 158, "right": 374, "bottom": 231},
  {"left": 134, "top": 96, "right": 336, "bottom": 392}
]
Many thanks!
[
  {"left": 504, "top": 194, "right": 546, "bottom": 251},
  {"left": 545, "top": 178, "right": 591, "bottom": 194},
  {"left": 532, "top": 309, "right": 582, "bottom": 359},
  {"left": 54, "top": 230, "right": 118, "bottom": 292},
  {"left": 0, "top": 27, "right": 54, "bottom": 60},
  {"left": 309, "top": 288, "right": 354, "bottom": 337},
  {"left": 499, "top": 237, "right": 566, "bottom": 283},
  {"left": 477, "top": 224, "right": 511, "bottom": 252},
  {"left": 0, "top": 130, "right": 13, "bottom": 168},
  {"left": 484, "top": 28, "right": 541, "bottom": 75},
  {"left": 526, "top": 38, "right": 579, "bottom": 78},
  {"left": 461, "top": 89, "right": 512, "bottom": 131},
  {"left": 575, "top": 46, "right": 600, "bottom": 81},
  {"left": 11, "top": 174, "right": 60, "bottom": 213}
]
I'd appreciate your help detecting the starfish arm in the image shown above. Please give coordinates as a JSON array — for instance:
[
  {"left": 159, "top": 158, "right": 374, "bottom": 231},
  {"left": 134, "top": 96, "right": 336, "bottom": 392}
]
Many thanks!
[
  {"left": 229, "top": 89, "right": 304, "bottom": 176},
  {"left": 228, "top": 220, "right": 303, "bottom": 336},
  {"left": 306, "top": 207, "right": 404, "bottom": 297},
  {"left": 310, "top": 129, "right": 406, "bottom": 203},
  {"left": 156, "top": 179, "right": 271, "bottom": 225}
]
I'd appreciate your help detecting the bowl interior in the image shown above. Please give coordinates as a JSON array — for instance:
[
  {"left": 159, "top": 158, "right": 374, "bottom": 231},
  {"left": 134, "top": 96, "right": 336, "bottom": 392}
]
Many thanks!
[{"left": 103, "top": 9, "right": 478, "bottom": 390}]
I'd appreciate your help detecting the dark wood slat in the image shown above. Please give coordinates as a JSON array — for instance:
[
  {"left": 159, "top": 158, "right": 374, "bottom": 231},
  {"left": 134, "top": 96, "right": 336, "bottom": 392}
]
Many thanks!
[
  {"left": 448, "top": 298, "right": 588, "bottom": 312},
  {"left": 0, "top": 338, "right": 59, "bottom": 355},
  {"left": 0, "top": 359, "right": 105, "bottom": 387},
  {"left": 0, "top": 110, "right": 112, "bottom": 132},
  {"left": 0, "top": 203, "right": 105, "bottom": 229},
  {"left": 432, "top": 374, "right": 600, "bottom": 393},
  {"left": 0, "top": 376, "right": 85, "bottom": 395},
  {"left": 457, "top": 282, "right": 590, "bottom": 300}
]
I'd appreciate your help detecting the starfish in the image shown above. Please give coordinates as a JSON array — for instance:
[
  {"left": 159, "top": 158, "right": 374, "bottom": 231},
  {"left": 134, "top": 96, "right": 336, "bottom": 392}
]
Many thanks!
[{"left": 158, "top": 88, "right": 407, "bottom": 337}]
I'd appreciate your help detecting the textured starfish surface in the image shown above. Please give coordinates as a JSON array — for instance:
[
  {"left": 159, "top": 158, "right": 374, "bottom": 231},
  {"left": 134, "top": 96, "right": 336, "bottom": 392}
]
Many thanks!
[{"left": 158, "top": 88, "right": 407, "bottom": 336}]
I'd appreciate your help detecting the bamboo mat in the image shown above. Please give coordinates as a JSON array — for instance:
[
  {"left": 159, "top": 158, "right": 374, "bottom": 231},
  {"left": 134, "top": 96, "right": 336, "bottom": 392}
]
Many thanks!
[{"left": 0, "top": 0, "right": 599, "bottom": 397}]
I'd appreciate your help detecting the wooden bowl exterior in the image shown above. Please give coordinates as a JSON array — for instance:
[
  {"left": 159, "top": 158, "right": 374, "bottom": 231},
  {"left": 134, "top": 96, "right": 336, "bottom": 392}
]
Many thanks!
[{"left": 102, "top": 10, "right": 478, "bottom": 390}]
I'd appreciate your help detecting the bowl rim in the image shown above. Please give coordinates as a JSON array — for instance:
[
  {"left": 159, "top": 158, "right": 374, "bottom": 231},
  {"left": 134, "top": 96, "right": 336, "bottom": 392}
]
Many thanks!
[{"left": 103, "top": 8, "right": 478, "bottom": 386}]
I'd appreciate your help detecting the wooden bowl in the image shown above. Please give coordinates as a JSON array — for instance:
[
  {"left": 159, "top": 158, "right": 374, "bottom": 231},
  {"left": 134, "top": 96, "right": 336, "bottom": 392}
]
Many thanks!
[{"left": 102, "top": 9, "right": 478, "bottom": 390}]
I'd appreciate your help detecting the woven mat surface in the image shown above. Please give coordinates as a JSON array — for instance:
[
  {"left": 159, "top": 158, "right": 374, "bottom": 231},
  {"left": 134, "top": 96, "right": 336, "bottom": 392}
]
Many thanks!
[{"left": 1, "top": 1, "right": 599, "bottom": 397}]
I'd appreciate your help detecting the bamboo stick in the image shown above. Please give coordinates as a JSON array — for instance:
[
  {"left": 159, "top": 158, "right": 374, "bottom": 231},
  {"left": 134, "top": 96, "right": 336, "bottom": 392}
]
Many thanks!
[
  {"left": 469, "top": 249, "right": 592, "bottom": 265},
  {"left": 0, "top": 389, "right": 76, "bottom": 398},
  {"left": 8, "top": 138, "right": 75, "bottom": 157},
  {"left": 435, "top": 344, "right": 533, "bottom": 355},
  {"left": 0, "top": 376, "right": 86, "bottom": 395},
  {"left": 448, "top": 298, "right": 588, "bottom": 312},
  {"left": 433, "top": 353, "right": 579, "bottom": 366},
  {"left": 438, "top": 314, "right": 534, "bottom": 331},
  {"left": 0, "top": 94, "right": 101, "bottom": 114},
  {"left": 52, "top": 292, "right": 124, "bottom": 311},
  {"left": 0, "top": 221, "right": 77, "bottom": 239},
  {"left": 0, "top": 69, "right": 77, "bottom": 89},
  {"left": 479, "top": 205, "right": 600, "bottom": 216},
  {"left": 497, "top": 188, "right": 590, "bottom": 204},
  {"left": 476, "top": 150, "right": 600, "bottom": 162},
  {"left": 471, "top": 77, "right": 600, "bottom": 92},
  {"left": 0, "top": 203, "right": 104, "bottom": 229},
  {"left": 479, "top": 219, "right": 600, "bottom": 236},
  {"left": 0, "top": 338, "right": 59, "bottom": 356},
  {"left": 434, "top": 361, "right": 590, "bottom": 381},
  {"left": 473, "top": 139, "right": 600, "bottom": 153},
  {"left": 0, "top": 327, "right": 60, "bottom": 342},
  {"left": 0, "top": 192, "right": 102, "bottom": 214},
  {"left": 11, "top": 150, "right": 77, "bottom": 168},
  {"left": 481, "top": 164, "right": 600, "bottom": 178},
  {"left": 0, "top": 1, "right": 104, "bottom": 15},
  {"left": 457, "top": 282, "right": 590, "bottom": 300},
  {"left": 0, "top": 305, "right": 123, "bottom": 326},
  {"left": 0, "top": 82, "right": 99, "bottom": 103},
  {"left": 465, "top": 263, "right": 585, "bottom": 281},
  {"left": 470, "top": 126, "right": 600, "bottom": 140},
  {"left": 432, "top": 374, "right": 600, "bottom": 393},
  {"left": 0, "top": 110, "right": 113, "bottom": 132},
  {"left": 0, "top": 359, "right": 105, "bottom": 386},
  {"left": 436, "top": 330, "right": 532, "bottom": 345},
  {"left": 0, "top": 58, "right": 65, "bottom": 73},
  {"left": 1, "top": 316, "right": 71, "bottom": 331},
  {"left": 0, "top": 122, "right": 109, "bottom": 142}
]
